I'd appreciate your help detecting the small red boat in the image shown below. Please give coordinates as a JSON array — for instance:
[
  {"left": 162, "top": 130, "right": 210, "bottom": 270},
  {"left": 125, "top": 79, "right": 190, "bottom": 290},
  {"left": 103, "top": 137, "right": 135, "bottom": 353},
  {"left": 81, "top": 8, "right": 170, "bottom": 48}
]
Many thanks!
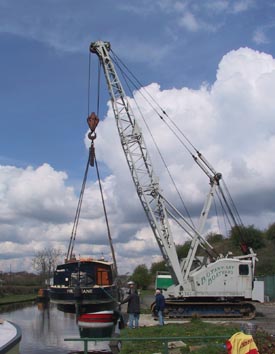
[
  {"left": 78, "top": 310, "right": 115, "bottom": 328},
  {"left": 77, "top": 310, "right": 117, "bottom": 338}
]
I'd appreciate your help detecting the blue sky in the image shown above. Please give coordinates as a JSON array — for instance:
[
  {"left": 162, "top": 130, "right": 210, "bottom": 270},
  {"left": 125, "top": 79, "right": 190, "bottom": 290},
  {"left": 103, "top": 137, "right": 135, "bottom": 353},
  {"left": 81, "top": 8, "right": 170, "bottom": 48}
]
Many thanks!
[{"left": 1, "top": 0, "right": 275, "bottom": 273}]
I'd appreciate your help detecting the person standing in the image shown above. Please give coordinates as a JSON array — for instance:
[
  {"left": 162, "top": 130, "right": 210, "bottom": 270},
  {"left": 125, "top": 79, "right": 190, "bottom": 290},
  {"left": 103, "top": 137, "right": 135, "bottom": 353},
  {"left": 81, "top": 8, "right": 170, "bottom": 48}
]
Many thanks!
[
  {"left": 155, "top": 288, "right": 165, "bottom": 326},
  {"left": 120, "top": 281, "right": 140, "bottom": 328}
]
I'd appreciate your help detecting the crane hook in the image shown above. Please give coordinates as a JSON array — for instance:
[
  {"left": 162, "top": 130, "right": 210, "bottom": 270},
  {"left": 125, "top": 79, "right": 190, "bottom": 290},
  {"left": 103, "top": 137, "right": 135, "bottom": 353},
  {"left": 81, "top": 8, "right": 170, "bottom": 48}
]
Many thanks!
[
  {"left": 87, "top": 112, "right": 99, "bottom": 141},
  {"left": 88, "top": 131, "right": 97, "bottom": 141},
  {"left": 87, "top": 112, "right": 99, "bottom": 166}
]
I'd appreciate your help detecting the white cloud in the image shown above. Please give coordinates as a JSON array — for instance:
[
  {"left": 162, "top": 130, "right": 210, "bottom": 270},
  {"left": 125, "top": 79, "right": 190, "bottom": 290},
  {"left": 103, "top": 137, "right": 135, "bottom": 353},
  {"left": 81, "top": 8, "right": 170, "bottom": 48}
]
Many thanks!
[
  {"left": 0, "top": 1, "right": 108, "bottom": 53},
  {"left": 206, "top": 0, "right": 229, "bottom": 12},
  {"left": 179, "top": 11, "right": 200, "bottom": 32},
  {"left": 0, "top": 0, "right": 255, "bottom": 57},
  {"left": 85, "top": 47, "right": 275, "bottom": 272},
  {"left": 253, "top": 28, "right": 269, "bottom": 45},
  {"left": 0, "top": 164, "right": 75, "bottom": 222},
  {"left": 94, "top": 46, "right": 275, "bottom": 245},
  {"left": 1, "top": 47, "right": 275, "bottom": 274},
  {"left": 232, "top": 0, "right": 255, "bottom": 13}
]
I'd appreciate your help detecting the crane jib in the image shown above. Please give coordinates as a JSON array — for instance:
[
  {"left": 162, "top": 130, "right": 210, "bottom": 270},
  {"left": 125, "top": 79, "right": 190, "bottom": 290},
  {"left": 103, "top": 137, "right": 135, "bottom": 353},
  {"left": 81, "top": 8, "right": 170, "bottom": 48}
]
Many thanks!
[{"left": 89, "top": 40, "right": 260, "bottom": 317}]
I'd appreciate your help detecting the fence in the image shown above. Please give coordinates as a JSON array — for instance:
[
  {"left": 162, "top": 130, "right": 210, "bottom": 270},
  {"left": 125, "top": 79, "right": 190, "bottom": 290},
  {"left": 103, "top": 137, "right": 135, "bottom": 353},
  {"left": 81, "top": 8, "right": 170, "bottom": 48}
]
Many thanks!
[
  {"left": 65, "top": 335, "right": 229, "bottom": 354},
  {"left": 257, "top": 275, "right": 275, "bottom": 301}
]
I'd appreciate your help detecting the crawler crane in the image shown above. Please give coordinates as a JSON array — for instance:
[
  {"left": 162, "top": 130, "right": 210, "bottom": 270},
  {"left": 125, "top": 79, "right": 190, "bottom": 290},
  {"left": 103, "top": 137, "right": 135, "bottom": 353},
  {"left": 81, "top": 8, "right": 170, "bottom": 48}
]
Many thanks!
[{"left": 90, "top": 41, "right": 258, "bottom": 318}]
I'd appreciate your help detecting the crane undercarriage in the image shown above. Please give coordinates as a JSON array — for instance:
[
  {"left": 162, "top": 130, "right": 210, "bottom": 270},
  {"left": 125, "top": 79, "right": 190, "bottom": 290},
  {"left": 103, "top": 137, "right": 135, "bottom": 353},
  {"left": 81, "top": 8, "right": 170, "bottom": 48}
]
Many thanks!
[{"left": 151, "top": 298, "right": 256, "bottom": 320}]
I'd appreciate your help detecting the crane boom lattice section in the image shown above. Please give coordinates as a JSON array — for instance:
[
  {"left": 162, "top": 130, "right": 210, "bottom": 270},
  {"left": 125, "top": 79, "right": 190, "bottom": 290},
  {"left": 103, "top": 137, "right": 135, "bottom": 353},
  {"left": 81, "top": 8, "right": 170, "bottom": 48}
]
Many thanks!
[{"left": 90, "top": 41, "right": 183, "bottom": 284}]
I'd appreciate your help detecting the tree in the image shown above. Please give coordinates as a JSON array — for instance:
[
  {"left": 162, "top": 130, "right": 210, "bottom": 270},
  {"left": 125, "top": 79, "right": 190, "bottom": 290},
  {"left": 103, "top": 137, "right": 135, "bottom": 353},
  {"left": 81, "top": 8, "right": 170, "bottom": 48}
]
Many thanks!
[
  {"left": 265, "top": 222, "right": 275, "bottom": 241},
  {"left": 132, "top": 264, "right": 151, "bottom": 290},
  {"left": 150, "top": 260, "right": 167, "bottom": 277},
  {"left": 32, "top": 247, "right": 63, "bottom": 285},
  {"left": 176, "top": 241, "right": 191, "bottom": 260},
  {"left": 206, "top": 232, "right": 224, "bottom": 244},
  {"left": 229, "top": 225, "right": 265, "bottom": 251}
]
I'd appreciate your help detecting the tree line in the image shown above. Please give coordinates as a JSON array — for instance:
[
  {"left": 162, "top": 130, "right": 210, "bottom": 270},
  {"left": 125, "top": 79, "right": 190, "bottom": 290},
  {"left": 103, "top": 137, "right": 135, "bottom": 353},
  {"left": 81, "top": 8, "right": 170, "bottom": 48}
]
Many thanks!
[
  {"left": 9, "top": 222, "right": 274, "bottom": 289},
  {"left": 130, "top": 222, "right": 275, "bottom": 289}
]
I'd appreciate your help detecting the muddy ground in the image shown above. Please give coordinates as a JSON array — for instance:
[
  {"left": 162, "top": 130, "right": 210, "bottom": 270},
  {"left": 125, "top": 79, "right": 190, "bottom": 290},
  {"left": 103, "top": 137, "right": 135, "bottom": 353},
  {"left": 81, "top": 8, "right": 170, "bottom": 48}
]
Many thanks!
[
  {"left": 139, "top": 296, "right": 275, "bottom": 336},
  {"left": 244, "top": 302, "right": 275, "bottom": 336}
]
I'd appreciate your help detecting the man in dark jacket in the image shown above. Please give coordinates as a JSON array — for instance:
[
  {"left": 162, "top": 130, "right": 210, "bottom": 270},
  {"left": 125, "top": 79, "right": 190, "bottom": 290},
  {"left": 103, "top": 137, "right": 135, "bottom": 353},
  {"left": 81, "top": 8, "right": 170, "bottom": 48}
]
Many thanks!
[
  {"left": 120, "top": 281, "right": 140, "bottom": 328},
  {"left": 155, "top": 288, "right": 165, "bottom": 325}
]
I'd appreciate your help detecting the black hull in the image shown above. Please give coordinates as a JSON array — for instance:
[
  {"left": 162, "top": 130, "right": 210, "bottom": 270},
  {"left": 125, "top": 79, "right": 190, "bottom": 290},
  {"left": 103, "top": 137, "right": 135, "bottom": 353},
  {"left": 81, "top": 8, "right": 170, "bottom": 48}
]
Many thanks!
[
  {"left": 50, "top": 259, "right": 120, "bottom": 314},
  {"left": 56, "top": 299, "right": 118, "bottom": 314},
  {"left": 50, "top": 285, "right": 119, "bottom": 314},
  {"left": 79, "top": 326, "right": 113, "bottom": 338},
  {"left": 56, "top": 302, "right": 117, "bottom": 314}
]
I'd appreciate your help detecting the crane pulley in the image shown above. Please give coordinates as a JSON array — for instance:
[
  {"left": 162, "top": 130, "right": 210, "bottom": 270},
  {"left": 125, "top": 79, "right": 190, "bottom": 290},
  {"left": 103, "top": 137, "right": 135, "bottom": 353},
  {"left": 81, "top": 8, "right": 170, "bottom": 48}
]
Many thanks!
[
  {"left": 87, "top": 112, "right": 99, "bottom": 167},
  {"left": 87, "top": 112, "right": 99, "bottom": 138}
]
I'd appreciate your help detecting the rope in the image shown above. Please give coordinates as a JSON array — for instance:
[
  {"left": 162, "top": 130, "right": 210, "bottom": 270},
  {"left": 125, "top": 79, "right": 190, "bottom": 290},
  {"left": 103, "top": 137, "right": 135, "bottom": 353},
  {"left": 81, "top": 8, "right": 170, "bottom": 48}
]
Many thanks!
[
  {"left": 87, "top": 52, "right": 91, "bottom": 116},
  {"left": 112, "top": 52, "right": 195, "bottom": 228},
  {"left": 110, "top": 50, "right": 247, "bottom": 246},
  {"left": 66, "top": 152, "right": 91, "bottom": 261},
  {"left": 94, "top": 154, "right": 118, "bottom": 276}
]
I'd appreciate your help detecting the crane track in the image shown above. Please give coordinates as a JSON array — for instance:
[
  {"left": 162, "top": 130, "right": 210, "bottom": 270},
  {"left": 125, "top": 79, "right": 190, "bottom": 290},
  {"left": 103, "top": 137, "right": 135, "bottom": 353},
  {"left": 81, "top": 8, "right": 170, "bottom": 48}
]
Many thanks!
[{"left": 152, "top": 301, "right": 256, "bottom": 320}]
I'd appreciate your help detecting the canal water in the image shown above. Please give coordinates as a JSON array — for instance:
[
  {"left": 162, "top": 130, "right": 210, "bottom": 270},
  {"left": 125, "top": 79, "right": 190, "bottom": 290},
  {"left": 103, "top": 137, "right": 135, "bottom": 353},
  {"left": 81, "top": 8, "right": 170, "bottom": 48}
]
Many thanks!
[{"left": 0, "top": 301, "right": 111, "bottom": 353}]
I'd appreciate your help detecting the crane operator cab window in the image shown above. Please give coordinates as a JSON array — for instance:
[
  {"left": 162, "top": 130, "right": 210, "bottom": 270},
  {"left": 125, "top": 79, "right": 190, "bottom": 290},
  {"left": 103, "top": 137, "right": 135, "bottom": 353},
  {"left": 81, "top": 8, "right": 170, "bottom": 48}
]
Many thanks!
[{"left": 239, "top": 264, "right": 249, "bottom": 276}]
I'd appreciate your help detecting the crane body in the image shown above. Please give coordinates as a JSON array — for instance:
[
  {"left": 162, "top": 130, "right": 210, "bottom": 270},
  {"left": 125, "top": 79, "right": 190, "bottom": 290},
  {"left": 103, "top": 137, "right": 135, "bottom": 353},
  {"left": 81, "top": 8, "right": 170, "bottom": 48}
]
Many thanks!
[{"left": 90, "top": 41, "right": 259, "bottom": 318}]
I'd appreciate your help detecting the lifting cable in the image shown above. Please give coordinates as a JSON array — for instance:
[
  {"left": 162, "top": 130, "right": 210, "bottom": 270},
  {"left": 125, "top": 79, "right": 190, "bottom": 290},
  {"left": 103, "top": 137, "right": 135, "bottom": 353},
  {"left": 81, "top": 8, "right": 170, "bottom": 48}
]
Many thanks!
[
  {"left": 94, "top": 155, "right": 118, "bottom": 276},
  {"left": 66, "top": 52, "right": 118, "bottom": 271},
  {"left": 66, "top": 150, "right": 91, "bottom": 262},
  {"left": 111, "top": 50, "right": 244, "bottom": 239},
  {"left": 66, "top": 52, "right": 96, "bottom": 262},
  {"left": 92, "top": 59, "right": 118, "bottom": 274},
  {"left": 111, "top": 50, "right": 195, "bottom": 229}
]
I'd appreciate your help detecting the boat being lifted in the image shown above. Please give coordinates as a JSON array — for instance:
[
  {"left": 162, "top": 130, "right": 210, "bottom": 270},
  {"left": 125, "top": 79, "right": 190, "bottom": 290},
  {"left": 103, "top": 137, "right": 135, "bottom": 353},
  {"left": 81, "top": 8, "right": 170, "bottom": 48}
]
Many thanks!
[
  {"left": 50, "top": 256, "right": 119, "bottom": 314},
  {"left": 50, "top": 112, "right": 120, "bottom": 316}
]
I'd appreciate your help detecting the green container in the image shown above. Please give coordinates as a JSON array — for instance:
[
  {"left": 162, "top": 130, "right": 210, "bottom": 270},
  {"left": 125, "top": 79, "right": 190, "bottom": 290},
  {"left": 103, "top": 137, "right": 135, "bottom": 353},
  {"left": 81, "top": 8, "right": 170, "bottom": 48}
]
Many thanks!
[{"left": 155, "top": 273, "right": 174, "bottom": 290}]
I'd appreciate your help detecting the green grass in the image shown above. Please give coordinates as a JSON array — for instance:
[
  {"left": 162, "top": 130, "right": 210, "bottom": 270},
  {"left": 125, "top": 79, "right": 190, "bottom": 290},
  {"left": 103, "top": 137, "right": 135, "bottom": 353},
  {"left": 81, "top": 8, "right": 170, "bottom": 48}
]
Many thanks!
[
  {"left": 0, "top": 294, "right": 37, "bottom": 305},
  {"left": 119, "top": 318, "right": 239, "bottom": 353},
  {"left": 119, "top": 317, "right": 275, "bottom": 353},
  {"left": 139, "top": 289, "right": 154, "bottom": 296}
]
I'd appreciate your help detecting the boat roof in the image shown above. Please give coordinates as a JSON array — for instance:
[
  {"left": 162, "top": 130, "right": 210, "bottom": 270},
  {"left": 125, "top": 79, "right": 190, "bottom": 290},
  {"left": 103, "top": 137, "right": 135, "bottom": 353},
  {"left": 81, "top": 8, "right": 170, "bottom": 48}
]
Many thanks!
[{"left": 64, "top": 257, "right": 113, "bottom": 266}]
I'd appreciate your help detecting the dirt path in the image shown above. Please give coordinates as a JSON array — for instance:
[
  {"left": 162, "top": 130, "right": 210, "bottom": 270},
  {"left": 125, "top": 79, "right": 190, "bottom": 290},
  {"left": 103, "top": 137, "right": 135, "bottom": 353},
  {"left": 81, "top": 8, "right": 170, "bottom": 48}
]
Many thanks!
[{"left": 140, "top": 295, "right": 275, "bottom": 336}]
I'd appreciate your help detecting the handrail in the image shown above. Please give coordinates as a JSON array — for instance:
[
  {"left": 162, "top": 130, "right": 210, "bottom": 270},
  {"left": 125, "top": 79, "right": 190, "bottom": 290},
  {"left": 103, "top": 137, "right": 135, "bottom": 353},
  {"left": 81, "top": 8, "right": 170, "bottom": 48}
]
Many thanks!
[{"left": 65, "top": 335, "right": 228, "bottom": 354}]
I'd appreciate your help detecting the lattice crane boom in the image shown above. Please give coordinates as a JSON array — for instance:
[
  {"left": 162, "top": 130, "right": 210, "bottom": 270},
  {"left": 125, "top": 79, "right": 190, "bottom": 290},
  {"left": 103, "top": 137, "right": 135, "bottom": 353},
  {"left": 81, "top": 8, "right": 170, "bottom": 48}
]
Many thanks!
[{"left": 90, "top": 41, "right": 184, "bottom": 284}]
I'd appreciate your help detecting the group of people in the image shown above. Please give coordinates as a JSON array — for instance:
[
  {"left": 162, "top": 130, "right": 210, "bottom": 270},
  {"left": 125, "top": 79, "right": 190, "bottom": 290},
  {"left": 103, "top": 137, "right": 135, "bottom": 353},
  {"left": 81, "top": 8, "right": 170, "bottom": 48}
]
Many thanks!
[{"left": 118, "top": 281, "right": 165, "bottom": 328}]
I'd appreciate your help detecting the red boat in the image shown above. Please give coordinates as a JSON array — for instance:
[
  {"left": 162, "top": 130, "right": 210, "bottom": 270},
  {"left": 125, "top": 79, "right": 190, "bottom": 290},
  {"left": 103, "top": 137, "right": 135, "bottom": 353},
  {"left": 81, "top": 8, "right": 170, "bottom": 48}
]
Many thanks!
[{"left": 77, "top": 310, "right": 119, "bottom": 338}]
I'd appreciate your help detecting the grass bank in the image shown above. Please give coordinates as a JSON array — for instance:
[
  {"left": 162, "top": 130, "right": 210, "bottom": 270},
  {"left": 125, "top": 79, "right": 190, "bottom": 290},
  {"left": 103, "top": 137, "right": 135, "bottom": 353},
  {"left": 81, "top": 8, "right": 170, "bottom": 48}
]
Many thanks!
[
  {"left": 119, "top": 318, "right": 275, "bottom": 354},
  {"left": 0, "top": 293, "right": 37, "bottom": 305}
]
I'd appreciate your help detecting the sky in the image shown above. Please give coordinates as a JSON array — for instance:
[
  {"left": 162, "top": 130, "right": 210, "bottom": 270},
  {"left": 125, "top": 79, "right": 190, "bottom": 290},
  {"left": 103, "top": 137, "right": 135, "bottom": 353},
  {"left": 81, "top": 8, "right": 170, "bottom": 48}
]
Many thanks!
[{"left": 1, "top": 0, "right": 275, "bottom": 275}]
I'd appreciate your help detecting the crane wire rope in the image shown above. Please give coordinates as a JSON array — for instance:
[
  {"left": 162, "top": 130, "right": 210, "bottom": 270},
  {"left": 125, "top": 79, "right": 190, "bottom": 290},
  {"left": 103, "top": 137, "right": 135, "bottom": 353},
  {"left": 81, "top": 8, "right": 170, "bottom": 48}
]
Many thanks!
[
  {"left": 213, "top": 193, "right": 224, "bottom": 239},
  {"left": 93, "top": 59, "right": 118, "bottom": 273},
  {"left": 87, "top": 51, "right": 91, "bottom": 116},
  {"left": 214, "top": 186, "right": 248, "bottom": 251},
  {"left": 110, "top": 50, "right": 245, "bottom": 241},
  {"left": 66, "top": 51, "right": 94, "bottom": 262},
  {"left": 221, "top": 180, "right": 251, "bottom": 249},
  {"left": 110, "top": 52, "right": 195, "bottom": 229},
  {"left": 66, "top": 53, "right": 118, "bottom": 268},
  {"left": 66, "top": 150, "right": 91, "bottom": 261},
  {"left": 94, "top": 155, "right": 118, "bottom": 276},
  {"left": 111, "top": 50, "right": 196, "bottom": 155}
]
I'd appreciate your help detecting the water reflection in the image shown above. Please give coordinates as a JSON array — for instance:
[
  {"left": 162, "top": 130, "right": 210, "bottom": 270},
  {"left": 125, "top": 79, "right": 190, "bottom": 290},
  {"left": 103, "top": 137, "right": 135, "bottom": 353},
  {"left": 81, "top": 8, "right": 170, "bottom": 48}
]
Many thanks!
[{"left": 0, "top": 301, "right": 111, "bottom": 353}]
